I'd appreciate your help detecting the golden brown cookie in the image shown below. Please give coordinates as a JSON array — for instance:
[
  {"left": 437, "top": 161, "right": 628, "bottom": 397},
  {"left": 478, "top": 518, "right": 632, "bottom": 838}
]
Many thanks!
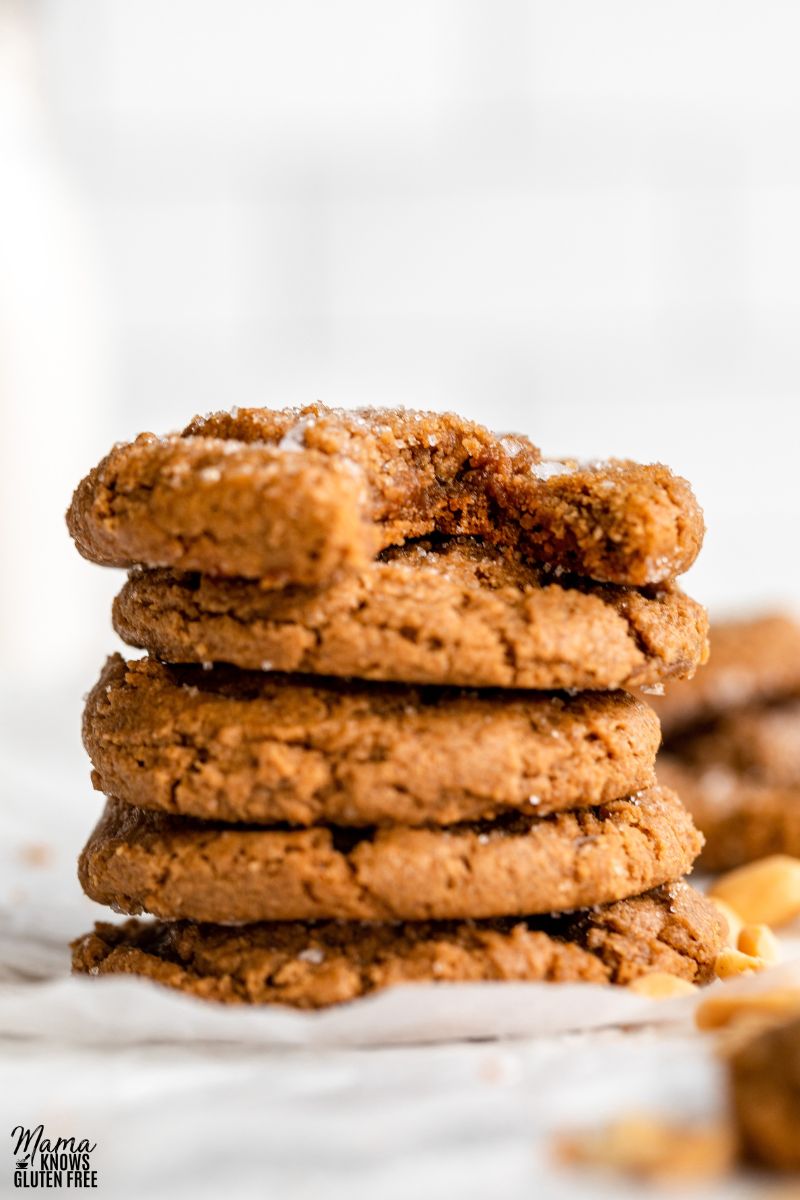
[
  {"left": 84, "top": 655, "right": 660, "bottom": 826},
  {"left": 659, "top": 697, "right": 800, "bottom": 870},
  {"left": 667, "top": 700, "right": 800, "bottom": 787},
  {"left": 652, "top": 614, "right": 800, "bottom": 738},
  {"left": 67, "top": 404, "right": 704, "bottom": 586},
  {"left": 71, "top": 882, "right": 725, "bottom": 1008},
  {"left": 730, "top": 1016, "right": 800, "bottom": 1171},
  {"left": 113, "top": 539, "right": 709, "bottom": 692},
  {"left": 78, "top": 788, "right": 702, "bottom": 923},
  {"left": 658, "top": 755, "right": 800, "bottom": 872}
]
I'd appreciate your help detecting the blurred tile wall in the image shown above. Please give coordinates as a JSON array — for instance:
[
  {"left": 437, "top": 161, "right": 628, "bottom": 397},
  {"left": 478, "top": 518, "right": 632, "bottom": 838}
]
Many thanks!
[{"left": 5, "top": 0, "right": 800, "bottom": 678}]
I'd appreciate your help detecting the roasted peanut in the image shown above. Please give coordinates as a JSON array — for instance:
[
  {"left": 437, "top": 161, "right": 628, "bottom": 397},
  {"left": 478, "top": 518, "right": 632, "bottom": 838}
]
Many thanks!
[
  {"left": 737, "top": 923, "right": 780, "bottom": 963},
  {"left": 629, "top": 973, "right": 697, "bottom": 999},
  {"left": 696, "top": 987, "right": 800, "bottom": 1031},
  {"left": 554, "top": 1116, "right": 733, "bottom": 1180},
  {"left": 709, "top": 855, "right": 800, "bottom": 927},
  {"left": 714, "top": 948, "right": 768, "bottom": 979}
]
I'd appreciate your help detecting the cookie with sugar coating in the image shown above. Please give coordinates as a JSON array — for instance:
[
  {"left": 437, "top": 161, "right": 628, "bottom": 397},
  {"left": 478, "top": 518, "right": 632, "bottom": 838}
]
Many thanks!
[
  {"left": 83, "top": 654, "right": 661, "bottom": 826},
  {"left": 113, "top": 538, "right": 709, "bottom": 692},
  {"left": 67, "top": 404, "right": 704, "bottom": 586},
  {"left": 77, "top": 788, "right": 703, "bottom": 924},
  {"left": 71, "top": 883, "right": 725, "bottom": 1008}
]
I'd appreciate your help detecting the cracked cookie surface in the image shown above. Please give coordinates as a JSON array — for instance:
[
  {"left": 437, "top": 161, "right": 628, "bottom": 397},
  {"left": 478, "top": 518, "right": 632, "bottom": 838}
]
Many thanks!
[
  {"left": 70, "top": 883, "right": 724, "bottom": 1008},
  {"left": 113, "top": 539, "right": 709, "bottom": 692},
  {"left": 78, "top": 788, "right": 702, "bottom": 923},
  {"left": 84, "top": 655, "right": 661, "bottom": 826},
  {"left": 67, "top": 404, "right": 704, "bottom": 587}
]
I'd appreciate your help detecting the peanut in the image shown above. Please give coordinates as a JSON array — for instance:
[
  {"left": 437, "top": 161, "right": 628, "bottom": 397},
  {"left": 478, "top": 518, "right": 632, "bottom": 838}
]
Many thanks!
[
  {"left": 696, "top": 987, "right": 800, "bottom": 1031},
  {"left": 709, "top": 855, "right": 800, "bottom": 927},
  {"left": 554, "top": 1116, "right": 733, "bottom": 1180},
  {"left": 737, "top": 923, "right": 780, "bottom": 963},
  {"left": 714, "top": 948, "right": 768, "bottom": 979},
  {"left": 629, "top": 973, "right": 697, "bottom": 999}
]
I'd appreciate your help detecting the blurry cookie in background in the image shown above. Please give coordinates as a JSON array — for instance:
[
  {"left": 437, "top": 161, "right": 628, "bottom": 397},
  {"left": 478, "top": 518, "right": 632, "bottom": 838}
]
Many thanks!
[
  {"left": 730, "top": 1014, "right": 800, "bottom": 1171},
  {"left": 653, "top": 615, "right": 800, "bottom": 738},
  {"left": 655, "top": 614, "right": 800, "bottom": 870}
]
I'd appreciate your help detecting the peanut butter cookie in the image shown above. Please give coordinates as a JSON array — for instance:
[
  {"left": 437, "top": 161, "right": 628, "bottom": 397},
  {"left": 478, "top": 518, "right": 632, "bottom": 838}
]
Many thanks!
[
  {"left": 78, "top": 788, "right": 702, "bottom": 923},
  {"left": 653, "top": 614, "right": 800, "bottom": 737},
  {"left": 113, "top": 539, "right": 709, "bottom": 691},
  {"left": 659, "top": 692, "right": 800, "bottom": 869},
  {"left": 659, "top": 755, "right": 800, "bottom": 872},
  {"left": 731, "top": 1015, "right": 800, "bottom": 1170},
  {"left": 84, "top": 655, "right": 660, "bottom": 826},
  {"left": 67, "top": 405, "right": 704, "bottom": 586},
  {"left": 71, "top": 882, "right": 724, "bottom": 1008}
]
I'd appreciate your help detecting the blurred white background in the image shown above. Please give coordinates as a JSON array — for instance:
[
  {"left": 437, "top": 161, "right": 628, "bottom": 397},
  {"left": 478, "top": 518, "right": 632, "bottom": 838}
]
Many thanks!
[{"left": 4, "top": 0, "right": 800, "bottom": 684}]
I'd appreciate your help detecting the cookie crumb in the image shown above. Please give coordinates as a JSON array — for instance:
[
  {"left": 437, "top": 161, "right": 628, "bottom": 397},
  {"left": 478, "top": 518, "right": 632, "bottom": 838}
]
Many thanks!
[
  {"left": 554, "top": 1116, "right": 734, "bottom": 1181},
  {"left": 17, "top": 842, "right": 53, "bottom": 869}
]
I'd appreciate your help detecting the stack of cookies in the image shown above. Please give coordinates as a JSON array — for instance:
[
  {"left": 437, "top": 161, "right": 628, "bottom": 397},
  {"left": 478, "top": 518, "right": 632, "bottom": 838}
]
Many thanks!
[
  {"left": 67, "top": 406, "right": 725, "bottom": 1008},
  {"left": 657, "top": 614, "right": 800, "bottom": 871}
]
